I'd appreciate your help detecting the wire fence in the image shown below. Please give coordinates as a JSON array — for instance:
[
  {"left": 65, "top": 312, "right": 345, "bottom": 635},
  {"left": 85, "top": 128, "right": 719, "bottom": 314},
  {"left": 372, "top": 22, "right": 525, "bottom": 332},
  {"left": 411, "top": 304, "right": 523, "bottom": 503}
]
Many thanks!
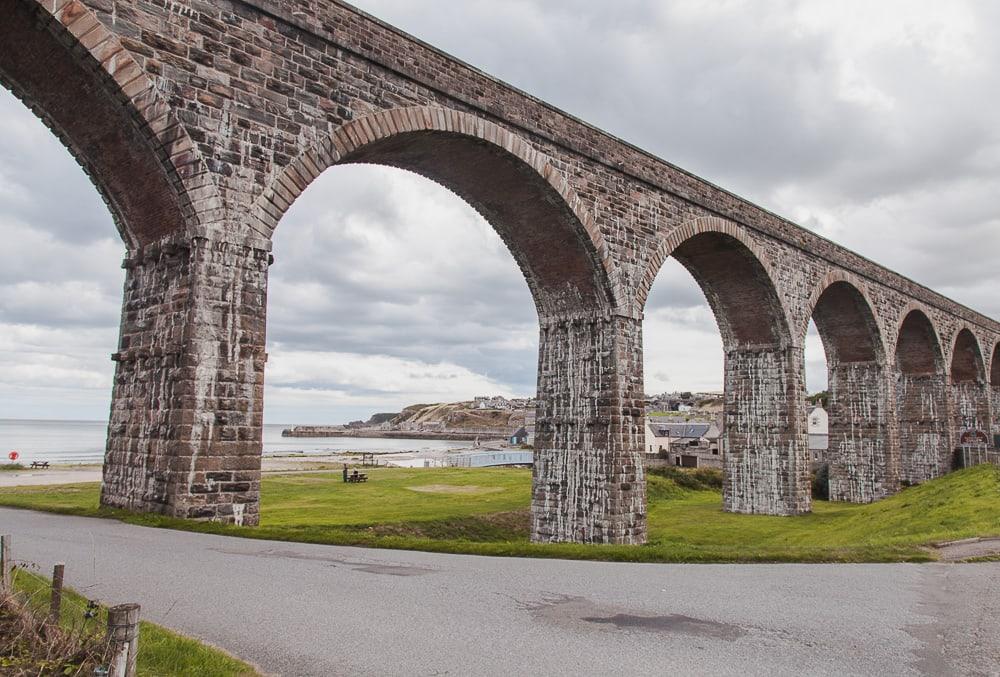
[{"left": 0, "top": 534, "right": 140, "bottom": 677}]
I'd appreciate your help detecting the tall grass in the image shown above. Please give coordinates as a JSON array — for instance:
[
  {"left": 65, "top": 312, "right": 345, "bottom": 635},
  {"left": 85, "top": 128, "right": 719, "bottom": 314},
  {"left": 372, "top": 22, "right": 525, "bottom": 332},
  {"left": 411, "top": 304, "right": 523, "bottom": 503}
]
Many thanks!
[
  {"left": 1, "top": 570, "right": 107, "bottom": 674},
  {"left": 5, "top": 569, "right": 258, "bottom": 676}
]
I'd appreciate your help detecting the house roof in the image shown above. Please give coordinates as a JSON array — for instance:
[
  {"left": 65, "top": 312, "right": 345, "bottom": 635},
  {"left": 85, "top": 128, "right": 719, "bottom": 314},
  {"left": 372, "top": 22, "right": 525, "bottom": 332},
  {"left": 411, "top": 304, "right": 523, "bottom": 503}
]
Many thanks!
[{"left": 648, "top": 423, "right": 711, "bottom": 439}]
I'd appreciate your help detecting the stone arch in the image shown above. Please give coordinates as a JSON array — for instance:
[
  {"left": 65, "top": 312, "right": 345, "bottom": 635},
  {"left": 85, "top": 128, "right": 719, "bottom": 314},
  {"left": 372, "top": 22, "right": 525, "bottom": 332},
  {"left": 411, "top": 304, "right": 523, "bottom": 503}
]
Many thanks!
[
  {"left": 949, "top": 327, "right": 990, "bottom": 463},
  {"left": 642, "top": 216, "right": 807, "bottom": 515},
  {"left": 0, "top": 0, "right": 218, "bottom": 247},
  {"left": 252, "top": 105, "right": 616, "bottom": 316},
  {"left": 252, "top": 105, "right": 641, "bottom": 544},
  {"left": 990, "top": 342, "right": 1000, "bottom": 440},
  {"left": 803, "top": 271, "right": 885, "bottom": 363},
  {"left": 894, "top": 306, "right": 951, "bottom": 484},
  {"left": 895, "top": 306, "right": 945, "bottom": 376},
  {"left": 804, "top": 271, "right": 896, "bottom": 502},
  {"left": 950, "top": 327, "right": 986, "bottom": 384},
  {"left": 636, "top": 216, "right": 794, "bottom": 342},
  {"left": 641, "top": 216, "right": 791, "bottom": 350}
]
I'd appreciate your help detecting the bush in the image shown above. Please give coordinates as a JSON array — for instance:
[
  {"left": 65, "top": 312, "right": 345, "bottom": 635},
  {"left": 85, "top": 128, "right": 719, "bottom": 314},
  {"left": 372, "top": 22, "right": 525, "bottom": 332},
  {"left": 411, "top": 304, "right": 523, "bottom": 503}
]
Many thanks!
[
  {"left": 646, "top": 465, "right": 724, "bottom": 491},
  {"left": 812, "top": 464, "right": 830, "bottom": 500}
]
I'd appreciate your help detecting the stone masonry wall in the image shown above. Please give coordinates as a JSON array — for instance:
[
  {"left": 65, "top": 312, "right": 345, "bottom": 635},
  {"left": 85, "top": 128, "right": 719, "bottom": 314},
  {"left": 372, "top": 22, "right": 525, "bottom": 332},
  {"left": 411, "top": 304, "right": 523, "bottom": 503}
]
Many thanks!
[
  {"left": 103, "top": 233, "right": 269, "bottom": 525},
  {"left": 103, "top": 234, "right": 195, "bottom": 514},
  {"left": 896, "top": 374, "right": 952, "bottom": 485},
  {"left": 992, "top": 386, "right": 1000, "bottom": 437},
  {"left": 826, "top": 362, "right": 898, "bottom": 502},
  {"left": 723, "top": 347, "right": 810, "bottom": 515},
  {"left": 951, "top": 382, "right": 991, "bottom": 436},
  {"left": 532, "top": 313, "right": 646, "bottom": 544}
]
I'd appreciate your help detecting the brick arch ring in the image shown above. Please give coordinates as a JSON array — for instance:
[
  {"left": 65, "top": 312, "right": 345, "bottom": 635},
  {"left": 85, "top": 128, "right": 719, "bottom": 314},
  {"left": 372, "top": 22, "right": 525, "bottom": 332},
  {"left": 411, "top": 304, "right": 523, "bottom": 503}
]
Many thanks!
[
  {"left": 892, "top": 300, "right": 947, "bottom": 370},
  {"left": 637, "top": 215, "right": 795, "bottom": 342},
  {"left": 987, "top": 338, "right": 1000, "bottom": 386},
  {"left": 249, "top": 105, "right": 619, "bottom": 307},
  {"left": 947, "top": 322, "right": 989, "bottom": 381},
  {"left": 11, "top": 0, "right": 219, "bottom": 245},
  {"left": 800, "top": 269, "right": 889, "bottom": 360}
]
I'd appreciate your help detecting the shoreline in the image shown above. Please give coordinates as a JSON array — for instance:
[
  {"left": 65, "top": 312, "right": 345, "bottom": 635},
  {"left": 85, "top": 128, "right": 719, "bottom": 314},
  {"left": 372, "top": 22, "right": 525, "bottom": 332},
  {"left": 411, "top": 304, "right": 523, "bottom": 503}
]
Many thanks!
[{"left": 0, "top": 443, "right": 516, "bottom": 488}]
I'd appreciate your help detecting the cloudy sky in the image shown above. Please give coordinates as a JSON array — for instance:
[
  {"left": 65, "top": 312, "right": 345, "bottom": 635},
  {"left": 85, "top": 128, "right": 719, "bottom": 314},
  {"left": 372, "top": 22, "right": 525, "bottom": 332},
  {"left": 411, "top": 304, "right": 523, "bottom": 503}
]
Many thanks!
[{"left": 2, "top": 0, "right": 999, "bottom": 423}]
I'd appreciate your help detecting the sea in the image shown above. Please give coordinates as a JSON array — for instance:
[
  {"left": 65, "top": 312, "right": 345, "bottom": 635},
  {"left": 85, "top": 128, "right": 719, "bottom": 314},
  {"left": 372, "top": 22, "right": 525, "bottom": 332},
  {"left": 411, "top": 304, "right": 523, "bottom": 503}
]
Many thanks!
[{"left": 0, "top": 419, "right": 470, "bottom": 465}]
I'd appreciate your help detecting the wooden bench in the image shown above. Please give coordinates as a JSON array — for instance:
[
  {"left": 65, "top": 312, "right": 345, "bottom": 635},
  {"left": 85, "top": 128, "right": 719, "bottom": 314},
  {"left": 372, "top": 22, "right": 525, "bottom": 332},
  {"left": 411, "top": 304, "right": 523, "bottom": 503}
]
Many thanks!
[
  {"left": 29, "top": 461, "right": 50, "bottom": 469},
  {"left": 346, "top": 473, "right": 368, "bottom": 483}
]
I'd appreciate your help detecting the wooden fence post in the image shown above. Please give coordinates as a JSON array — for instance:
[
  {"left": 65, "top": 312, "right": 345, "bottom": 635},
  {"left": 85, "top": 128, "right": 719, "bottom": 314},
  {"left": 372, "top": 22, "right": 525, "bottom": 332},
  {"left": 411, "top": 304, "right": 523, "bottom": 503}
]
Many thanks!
[
  {"left": 107, "top": 603, "right": 140, "bottom": 677},
  {"left": 0, "top": 535, "right": 10, "bottom": 595},
  {"left": 49, "top": 562, "right": 65, "bottom": 623}
]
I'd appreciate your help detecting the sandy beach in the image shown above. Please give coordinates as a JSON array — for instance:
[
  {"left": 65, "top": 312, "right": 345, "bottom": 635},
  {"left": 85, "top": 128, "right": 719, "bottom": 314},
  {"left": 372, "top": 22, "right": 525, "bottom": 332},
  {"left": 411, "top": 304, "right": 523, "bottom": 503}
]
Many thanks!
[{"left": 0, "top": 443, "right": 510, "bottom": 488}]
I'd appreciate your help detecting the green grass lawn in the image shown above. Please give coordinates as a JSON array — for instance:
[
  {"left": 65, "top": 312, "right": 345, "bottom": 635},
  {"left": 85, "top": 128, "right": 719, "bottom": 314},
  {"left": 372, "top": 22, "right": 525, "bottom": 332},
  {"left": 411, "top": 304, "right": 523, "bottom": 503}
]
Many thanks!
[
  {"left": 10, "top": 569, "right": 258, "bottom": 676},
  {"left": 0, "top": 465, "right": 998, "bottom": 563}
]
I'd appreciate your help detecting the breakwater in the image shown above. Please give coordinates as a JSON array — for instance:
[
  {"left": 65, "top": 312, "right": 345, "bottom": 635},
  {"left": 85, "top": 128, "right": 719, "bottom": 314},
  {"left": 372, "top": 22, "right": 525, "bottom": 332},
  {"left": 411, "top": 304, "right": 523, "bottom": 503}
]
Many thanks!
[{"left": 4, "top": 420, "right": 475, "bottom": 465}]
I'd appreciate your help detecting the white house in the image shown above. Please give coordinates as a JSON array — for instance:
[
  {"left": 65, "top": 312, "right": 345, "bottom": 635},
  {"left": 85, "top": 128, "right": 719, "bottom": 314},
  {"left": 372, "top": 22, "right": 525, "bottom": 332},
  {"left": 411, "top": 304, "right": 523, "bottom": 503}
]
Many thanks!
[
  {"left": 645, "top": 422, "right": 671, "bottom": 455},
  {"left": 808, "top": 406, "right": 829, "bottom": 455}
]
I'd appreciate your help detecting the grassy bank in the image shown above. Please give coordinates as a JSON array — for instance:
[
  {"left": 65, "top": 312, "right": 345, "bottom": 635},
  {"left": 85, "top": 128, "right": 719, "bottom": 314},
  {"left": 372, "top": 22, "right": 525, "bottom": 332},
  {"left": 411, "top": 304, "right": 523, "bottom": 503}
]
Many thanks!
[
  {"left": 6, "top": 569, "right": 257, "bottom": 676},
  {"left": 0, "top": 465, "right": 998, "bottom": 563}
]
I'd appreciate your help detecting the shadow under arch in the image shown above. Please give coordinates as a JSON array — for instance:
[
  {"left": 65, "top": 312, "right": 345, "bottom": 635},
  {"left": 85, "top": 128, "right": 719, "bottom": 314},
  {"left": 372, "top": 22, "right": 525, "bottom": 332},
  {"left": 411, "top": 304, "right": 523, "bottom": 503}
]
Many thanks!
[
  {"left": 804, "top": 272, "right": 897, "bottom": 502},
  {"left": 949, "top": 328, "right": 991, "bottom": 465},
  {"left": 991, "top": 342, "right": 1000, "bottom": 388},
  {"left": 894, "top": 307, "right": 951, "bottom": 485},
  {"left": 643, "top": 216, "right": 809, "bottom": 516},
  {"left": 990, "top": 342, "right": 1000, "bottom": 443},
  {"left": 639, "top": 217, "right": 793, "bottom": 336},
  {"left": 0, "top": 0, "right": 217, "bottom": 247},
  {"left": 950, "top": 327, "right": 986, "bottom": 384},
  {"left": 253, "top": 106, "right": 617, "bottom": 317}
]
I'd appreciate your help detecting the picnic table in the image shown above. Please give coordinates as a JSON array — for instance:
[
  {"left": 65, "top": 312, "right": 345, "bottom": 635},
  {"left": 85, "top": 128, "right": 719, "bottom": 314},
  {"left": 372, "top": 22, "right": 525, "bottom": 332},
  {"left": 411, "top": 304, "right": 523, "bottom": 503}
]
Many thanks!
[
  {"left": 346, "top": 472, "right": 368, "bottom": 483},
  {"left": 29, "top": 461, "right": 50, "bottom": 469}
]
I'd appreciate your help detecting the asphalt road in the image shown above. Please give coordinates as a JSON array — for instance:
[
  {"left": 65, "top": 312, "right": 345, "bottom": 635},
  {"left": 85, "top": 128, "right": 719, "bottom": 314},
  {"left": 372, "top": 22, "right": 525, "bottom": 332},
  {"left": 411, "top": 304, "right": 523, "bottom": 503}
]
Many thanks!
[{"left": 2, "top": 507, "right": 998, "bottom": 676}]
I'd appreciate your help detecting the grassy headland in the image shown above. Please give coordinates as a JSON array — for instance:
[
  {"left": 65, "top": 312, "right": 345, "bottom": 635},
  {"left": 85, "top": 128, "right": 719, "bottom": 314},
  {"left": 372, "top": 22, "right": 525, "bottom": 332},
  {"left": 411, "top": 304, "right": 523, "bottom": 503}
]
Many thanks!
[{"left": 0, "top": 465, "right": 997, "bottom": 563}]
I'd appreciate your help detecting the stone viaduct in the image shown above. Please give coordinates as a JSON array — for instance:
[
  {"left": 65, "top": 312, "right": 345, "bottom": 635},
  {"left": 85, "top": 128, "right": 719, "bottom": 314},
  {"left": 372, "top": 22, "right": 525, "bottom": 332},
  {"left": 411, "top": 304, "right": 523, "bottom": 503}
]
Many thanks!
[{"left": 3, "top": 0, "right": 998, "bottom": 545}]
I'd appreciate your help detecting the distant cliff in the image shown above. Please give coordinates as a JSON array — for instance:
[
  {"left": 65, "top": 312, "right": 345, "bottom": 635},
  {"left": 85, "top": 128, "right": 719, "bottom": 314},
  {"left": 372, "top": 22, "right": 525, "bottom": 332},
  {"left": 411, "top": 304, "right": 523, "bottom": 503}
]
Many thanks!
[
  {"left": 283, "top": 399, "right": 529, "bottom": 438},
  {"left": 392, "top": 402, "right": 524, "bottom": 430}
]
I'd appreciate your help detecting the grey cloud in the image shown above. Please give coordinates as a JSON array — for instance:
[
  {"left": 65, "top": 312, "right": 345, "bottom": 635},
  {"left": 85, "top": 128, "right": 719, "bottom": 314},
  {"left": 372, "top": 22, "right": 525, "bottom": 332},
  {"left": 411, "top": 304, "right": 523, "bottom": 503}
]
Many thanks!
[
  {"left": 645, "top": 259, "right": 713, "bottom": 312},
  {"left": 353, "top": 0, "right": 878, "bottom": 192},
  {"left": 266, "top": 163, "right": 540, "bottom": 390},
  {"left": 0, "top": 96, "right": 120, "bottom": 246}
]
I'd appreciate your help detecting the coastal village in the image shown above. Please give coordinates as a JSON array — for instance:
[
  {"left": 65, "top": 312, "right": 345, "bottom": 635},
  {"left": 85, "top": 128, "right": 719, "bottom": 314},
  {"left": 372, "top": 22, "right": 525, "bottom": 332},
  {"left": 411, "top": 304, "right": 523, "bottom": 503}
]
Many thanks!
[{"left": 284, "top": 392, "right": 832, "bottom": 472}]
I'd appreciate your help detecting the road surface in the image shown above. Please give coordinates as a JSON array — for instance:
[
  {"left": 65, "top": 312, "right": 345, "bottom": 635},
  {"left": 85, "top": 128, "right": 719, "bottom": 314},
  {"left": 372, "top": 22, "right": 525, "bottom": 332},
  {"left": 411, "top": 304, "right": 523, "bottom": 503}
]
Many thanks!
[{"left": 1, "top": 507, "right": 997, "bottom": 676}]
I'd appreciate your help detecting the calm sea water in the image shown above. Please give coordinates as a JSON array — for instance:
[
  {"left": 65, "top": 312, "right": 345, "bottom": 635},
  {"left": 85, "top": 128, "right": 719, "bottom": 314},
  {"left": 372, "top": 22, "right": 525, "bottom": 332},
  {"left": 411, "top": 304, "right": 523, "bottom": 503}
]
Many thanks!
[{"left": 0, "top": 419, "right": 469, "bottom": 465}]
